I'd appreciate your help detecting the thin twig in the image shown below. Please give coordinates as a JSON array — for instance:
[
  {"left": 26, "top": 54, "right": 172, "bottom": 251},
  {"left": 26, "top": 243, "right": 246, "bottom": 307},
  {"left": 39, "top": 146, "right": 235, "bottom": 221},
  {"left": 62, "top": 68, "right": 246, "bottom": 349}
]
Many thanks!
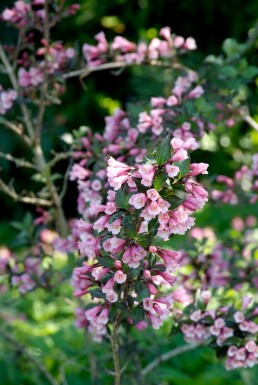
[
  {"left": 141, "top": 343, "right": 200, "bottom": 376},
  {"left": 244, "top": 115, "right": 258, "bottom": 131},
  {"left": 0, "top": 117, "right": 31, "bottom": 146},
  {"left": 0, "top": 178, "right": 52, "bottom": 206},
  {"left": 0, "top": 151, "right": 35, "bottom": 168},
  {"left": 0, "top": 39, "right": 68, "bottom": 235},
  {"left": 34, "top": 0, "right": 50, "bottom": 144},
  {"left": 62, "top": 60, "right": 189, "bottom": 80},
  {"left": 0, "top": 328, "right": 59, "bottom": 385},
  {"left": 48, "top": 152, "right": 73, "bottom": 168}
]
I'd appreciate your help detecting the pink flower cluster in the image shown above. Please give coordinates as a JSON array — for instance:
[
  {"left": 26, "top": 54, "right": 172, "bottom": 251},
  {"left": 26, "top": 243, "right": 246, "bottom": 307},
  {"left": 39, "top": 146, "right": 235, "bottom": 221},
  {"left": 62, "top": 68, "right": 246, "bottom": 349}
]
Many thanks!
[
  {"left": 82, "top": 27, "right": 196, "bottom": 68},
  {"left": 0, "top": 247, "right": 42, "bottom": 294},
  {"left": 2, "top": 1, "right": 80, "bottom": 28},
  {"left": 0, "top": 229, "right": 60, "bottom": 294},
  {"left": 17, "top": 42, "right": 76, "bottom": 88},
  {"left": 1, "top": 1, "right": 31, "bottom": 28},
  {"left": 71, "top": 135, "right": 208, "bottom": 339},
  {"left": 226, "top": 341, "right": 258, "bottom": 369},
  {"left": 181, "top": 302, "right": 258, "bottom": 370},
  {"left": 137, "top": 72, "right": 208, "bottom": 139},
  {"left": 0, "top": 86, "right": 17, "bottom": 115},
  {"left": 212, "top": 154, "right": 258, "bottom": 205}
]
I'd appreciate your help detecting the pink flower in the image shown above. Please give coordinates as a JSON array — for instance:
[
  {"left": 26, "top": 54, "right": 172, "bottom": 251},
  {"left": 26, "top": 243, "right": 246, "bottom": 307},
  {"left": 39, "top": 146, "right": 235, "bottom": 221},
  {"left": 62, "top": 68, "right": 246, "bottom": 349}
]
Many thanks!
[
  {"left": 106, "top": 290, "right": 118, "bottom": 303},
  {"left": 234, "top": 311, "right": 245, "bottom": 323},
  {"left": 189, "top": 163, "right": 209, "bottom": 176},
  {"left": 18, "top": 68, "right": 31, "bottom": 87},
  {"left": 114, "top": 270, "right": 127, "bottom": 284},
  {"left": 184, "top": 37, "right": 197, "bottom": 50},
  {"left": 137, "top": 164, "right": 156, "bottom": 187},
  {"left": 165, "top": 164, "right": 180, "bottom": 178},
  {"left": 93, "top": 214, "right": 110, "bottom": 232},
  {"left": 171, "top": 149, "right": 188, "bottom": 162},
  {"left": 122, "top": 244, "right": 147, "bottom": 268},
  {"left": 187, "top": 85, "right": 204, "bottom": 99},
  {"left": 190, "top": 310, "right": 202, "bottom": 322},
  {"left": 111, "top": 36, "right": 136, "bottom": 52},
  {"left": 147, "top": 201, "right": 161, "bottom": 216},
  {"left": 129, "top": 193, "right": 148, "bottom": 209},
  {"left": 106, "top": 218, "right": 122, "bottom": 235},
  {"left": 147, "top": 189, "right": 160, "bottom": 201}
]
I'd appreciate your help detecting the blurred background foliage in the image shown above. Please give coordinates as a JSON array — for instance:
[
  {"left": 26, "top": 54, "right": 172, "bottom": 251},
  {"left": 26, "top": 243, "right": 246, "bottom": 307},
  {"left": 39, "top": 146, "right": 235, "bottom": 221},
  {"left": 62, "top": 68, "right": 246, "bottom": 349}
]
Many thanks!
[
  {"left": 0, "top": 1, "right": 258, "bottom": 384},
  {"left": 1, "top": 0, "right": 258, "bottom": 225}
]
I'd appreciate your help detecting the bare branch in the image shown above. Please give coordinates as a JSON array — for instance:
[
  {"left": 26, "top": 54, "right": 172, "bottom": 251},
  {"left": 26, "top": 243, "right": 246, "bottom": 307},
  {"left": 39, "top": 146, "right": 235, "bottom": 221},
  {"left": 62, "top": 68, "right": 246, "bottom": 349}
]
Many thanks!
[
  {"left": 48, "top": 152, "right": 73, "bottom": 168},
  {"left": 0, "top": 328, "right": 59, "bottom": 385},
  {"left": 0, "top": 117, "right": 31, "bottom": 146},
  {"left": 0, "top": 178, "right": 52, "bottom": 206},
  {"left": 60, "top": 159, "right": 73, "bottom": 200},
  {"left": 141, "top": 343, "right": 200, "bottom": 376},
  {"left": 0, "top": 151, "right": 35, "bottom": 168}
]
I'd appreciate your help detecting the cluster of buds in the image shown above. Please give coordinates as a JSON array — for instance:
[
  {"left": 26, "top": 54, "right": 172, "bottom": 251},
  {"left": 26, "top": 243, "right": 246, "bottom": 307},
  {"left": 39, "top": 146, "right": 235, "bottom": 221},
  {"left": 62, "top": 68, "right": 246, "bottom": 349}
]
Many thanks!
[
  {"left": 0, "top": 229, "right": 60, "bottom": 294},
  {"left": 178, "top": 216, "right": 258, "bottom": 296},
  {"left": 2, "top": 1, "right": 80, "bottom": 28},
  {"left": 179, "top": 297, "right": 258, "bottom": 370},
  {"left": 82, "top": 27, "right": 196, "bottom": 68},
  {"left": 0, "top": 86, "right": 17, "bottom": 115},
  {"left": 212, "top": 154, "right": 258, "bottom": 205}
]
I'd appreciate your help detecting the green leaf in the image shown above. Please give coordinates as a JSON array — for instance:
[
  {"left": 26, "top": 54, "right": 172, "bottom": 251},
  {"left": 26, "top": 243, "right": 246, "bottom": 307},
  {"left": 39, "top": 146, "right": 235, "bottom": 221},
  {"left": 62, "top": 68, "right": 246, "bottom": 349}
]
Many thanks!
[
  {"left": 160, "top": 188, "right": 186, "bottom": 209},
  {"left": 242, "top": 65, "right": 258, "bottom": 79},
  {"left": 89, "top": 289, "right": 106, "bottom": 300},
  {"left": 219, "top": 65, "right": 238, "bottom": 78},
  {"left": 134, "top": 281, "right": 150, "bottom": 302},
  {"left": 195, "top": 97, "right": 213, "bottom": 114},
  {"left": 174, "top": 158, "right": 191, "bottom": 178},
  {"left": 136, "top": 233, "right": 152, "bottom": 248},
  {"left": 222, "top": 38, "right": 241, "bottom": 57},
  {"left": 155, "top": 135, "right": 172, "bottom": 165},
  {"left": 97, "top": 256, "right": 114, "bottom": 268},
  {"left": 115, "top": 189, "right": 131, "bottom": 210},
  {"left": 108, "top": 211, "right": 124, "bottom": 224},
  {"left": 132, "top": 178, "right": 147, "bottom": 193},
  {"left": 153, "top": 171, "right": 168, "bottom": 191},
  {"left": 122, "top": 214, "right": 137, "bottom": 238},
  {"left": 148, "top": 217, "right": 159, "bottom": 235},
  {"left": 173, "top": 186, "right": 186, "bottom": 201},
  {"left": 130, "top": 307, "right": 145, "bottom": 323}
]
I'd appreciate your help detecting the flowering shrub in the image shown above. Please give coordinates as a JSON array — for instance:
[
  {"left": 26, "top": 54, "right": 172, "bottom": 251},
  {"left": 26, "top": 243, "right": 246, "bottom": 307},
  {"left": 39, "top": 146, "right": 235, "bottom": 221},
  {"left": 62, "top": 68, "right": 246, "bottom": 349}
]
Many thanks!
[{"left": 0, "top": 1, "right": 258, "bottom": 385}]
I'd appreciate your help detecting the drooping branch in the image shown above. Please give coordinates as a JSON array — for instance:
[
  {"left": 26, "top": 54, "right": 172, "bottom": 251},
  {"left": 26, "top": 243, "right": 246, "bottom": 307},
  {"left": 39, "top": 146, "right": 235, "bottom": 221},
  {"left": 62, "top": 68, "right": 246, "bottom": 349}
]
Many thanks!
[
  {"left": 141, "top": 343, "right": 200, "bottom": 376},
  {"left": 62, "top": 60, "right": 190, "bottom": 81}
]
